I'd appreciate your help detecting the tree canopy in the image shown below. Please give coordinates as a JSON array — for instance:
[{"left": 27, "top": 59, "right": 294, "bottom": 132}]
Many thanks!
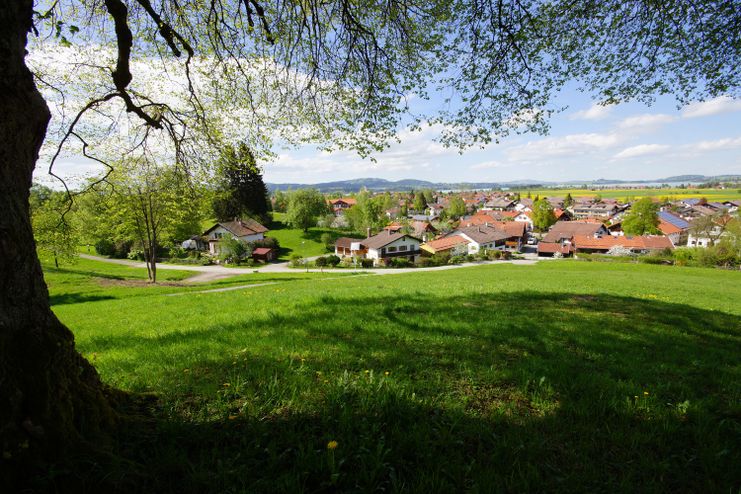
[
  {"left": 622, "top": 197, "right": 660, "bottom": 236},
  {"left": 212, "top": 143, "right": 271, "bottom": 223}
]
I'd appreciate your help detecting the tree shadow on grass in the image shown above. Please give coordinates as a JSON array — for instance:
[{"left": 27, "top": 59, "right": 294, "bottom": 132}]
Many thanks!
[
  {"left": 48, "top": 293, "right": 116, "bottom": 306},
  {"left": 32, "top": 292, "right": 741, "bottom": 493}
]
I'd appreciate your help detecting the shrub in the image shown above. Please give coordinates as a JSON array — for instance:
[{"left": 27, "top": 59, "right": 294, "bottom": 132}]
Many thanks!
[
  {"left": 465, "top": 254, "right": 475, "bottom": 263},
  {"left": 112, "top": 240, "right": 132, "bottom": 259},
  {"left": 360, "top": 258, "right": 374, "bottom": 268},
  {"left": 449, "top": 255, "right": 465, "bottom": 264},
  {"left": 326, "top": 254, "right": 341, "bottom": 267},
  {"left": 127, "top": 249, "right": 145, "bottom": 261},
  {"left": 95, "top": 239, "right": 115, "bottom": 256},
  {"left": 417, "top": 257, "right": 434, "bottom": 267},
  {"left": 390, "top": 257, "right": 411, "bottom": 268},
  {"left": 491, "top": 250, "right": 502, "bottom": 260},
  {"left": 290, "top": 254, "right": 305, "bottom": 267},
  {"left": 315, "top": 256, "right": 328, "bottom": 267}
]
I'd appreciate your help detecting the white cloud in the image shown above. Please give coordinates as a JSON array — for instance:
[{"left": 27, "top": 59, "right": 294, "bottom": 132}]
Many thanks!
[
  {"left": 504, "top": 132, "right": 623, "bottom": 162},
  {"left": 469, "top": 160, "right": 511, "bottom": 170},
  {"left": 570, "top": 103, "right": 613, "bottom": 121},
  {"left": 682, "top": 96, "right": 741, "bottom": 119},
  {"left": 618, "top": 113, "right": 676, "bottom": 129},
  {"left": 691, "top": 136, "right": 741, "bottom": 151},
  {"left": 613, "top": 144, "right": 670, "bottom": 159}
]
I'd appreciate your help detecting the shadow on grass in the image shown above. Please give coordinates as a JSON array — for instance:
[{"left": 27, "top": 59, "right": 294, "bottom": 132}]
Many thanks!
[
  {"left": 46, "top": 265, "right": 127, "bottom": 281},
  {"left": 49, "top": 293, "right": 116, "bottom": 306},
  {"left": 33, "top": 292, "right": 741, "bottom": 493}
]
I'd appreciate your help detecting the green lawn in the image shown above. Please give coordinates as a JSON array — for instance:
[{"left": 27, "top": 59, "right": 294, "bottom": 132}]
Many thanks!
[
  {"left": 267, "top": 212, "right": 363, "bottom": 260},
  {"left": 520, "top": 187, "right": 741, "bottom": 202},
  {"left": 45, "top": 257, "right": 741, "bottom": 492}
]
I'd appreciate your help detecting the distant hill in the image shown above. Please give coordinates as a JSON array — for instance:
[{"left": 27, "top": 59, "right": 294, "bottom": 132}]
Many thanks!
[{"left": 267, "top": 175, "right": 741, "bottom": 193}]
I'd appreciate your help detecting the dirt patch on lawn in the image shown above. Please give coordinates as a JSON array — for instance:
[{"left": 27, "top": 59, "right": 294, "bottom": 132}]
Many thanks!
[{"left": 96, "top": 277, "right": 188, "bottom": 288}]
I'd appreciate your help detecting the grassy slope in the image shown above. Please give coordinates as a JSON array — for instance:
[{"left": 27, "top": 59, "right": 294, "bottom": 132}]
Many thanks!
[
  {"left": 267, "top": 212, "right": 363, "bottom": 260},
  {"left": 47, "top": 258, "right": 741, "bottom": 492},
  {"left": 519, "top": 187, "right": 741, "bottom": 201}
]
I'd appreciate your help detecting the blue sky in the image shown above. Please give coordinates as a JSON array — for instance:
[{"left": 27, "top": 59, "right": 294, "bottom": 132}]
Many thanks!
[
  {"left": 266, "top": 90, "right": 741, "bottom": 184},
  {"left": 42, "top": 89, "right": 741, "bottom": 187}
]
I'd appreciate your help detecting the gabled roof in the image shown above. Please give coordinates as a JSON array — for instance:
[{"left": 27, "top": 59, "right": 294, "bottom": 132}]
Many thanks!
[
  {"left": 572, "top": 234, "right": 674, "bottom": 251},
  {"left": 542, "top": 221, "right": 606, "bottom": 243},
  {"left": 363, "top": 231, "right": 420, "bottom": 250},
  {"left": 658, "top": 220, "right": 682, "bottom": 235},
  {"left": 203, "top": 218, "right": 268, "bottom": 237},
  {"left": 421, "top": 235, "right": 469, "bottom": 254},
  {"left": 335, "top": 236, "right": 365, "bottom": 249},
  {"left": 329, "top": 197, "right": 357, "bottom": 206},
  {"left": 455, "top": 225, "right": 509, "bottom": 245},
  {"left": 537, "top": 242, "right": 573, "bottom": 254},
  {"left": 658, "top": 211, "right": 690, "bottom": 229}
]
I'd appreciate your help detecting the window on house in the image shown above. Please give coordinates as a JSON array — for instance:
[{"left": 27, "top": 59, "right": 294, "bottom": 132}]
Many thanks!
[
  {"left": 398, "top": 245, "right": 407, "bottom": 251},
  {"left": 387, "top": 246, "right": 397, "bottom": 253}
]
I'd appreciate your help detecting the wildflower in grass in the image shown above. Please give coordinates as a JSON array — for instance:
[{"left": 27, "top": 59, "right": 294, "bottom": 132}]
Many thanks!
[
  {"left": 327, "top": 440, "right": 338, "bottom": 450},
  {"left": 384, "top": 371, "right": 390, "bottom": 376},
  {"left": 228, "top": 415, "right": 238, "bottom": 420},
  {"left": 223, "top": 383, "right": 230, "bottom": 387},
  {"left": 364, "top": 370, "right": 370, "bottom": 374},
  {"left": 644, "top": 391, "right": 649, "bottom": 396}
]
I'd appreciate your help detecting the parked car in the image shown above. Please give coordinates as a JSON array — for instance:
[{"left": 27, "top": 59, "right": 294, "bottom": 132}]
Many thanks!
[{"left": 527, "top": 237, "right": 538, "bottom": 245}]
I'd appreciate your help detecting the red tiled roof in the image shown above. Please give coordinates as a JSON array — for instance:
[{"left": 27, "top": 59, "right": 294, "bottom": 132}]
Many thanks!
[
  {"left": 658, "top": 220, "right": 682, "bottom": 235},
  {"left": 537, "top": 242, "right": 573, "bottom": 254},
  {"left": 572, "top": 235, "right": 674, "bottom": 251},
  {"left": 421, "top": 235, "right": 469, "bottom": 253},
  {"left": 252, "top": 247, "right": 275, "bottom": 255}
]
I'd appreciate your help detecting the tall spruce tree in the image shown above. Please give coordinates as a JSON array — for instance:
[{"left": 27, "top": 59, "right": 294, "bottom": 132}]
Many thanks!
[{"left": 212, "top": 143, "right": 270, "bottom": 223}]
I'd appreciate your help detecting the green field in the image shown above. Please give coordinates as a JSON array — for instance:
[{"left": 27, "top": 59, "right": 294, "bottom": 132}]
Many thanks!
[
  {"left": 44, "top": 257, "right": 741, "bottom": 492},
  {"left": 520, "top": 187, "right": 741, "bottom": 202}
]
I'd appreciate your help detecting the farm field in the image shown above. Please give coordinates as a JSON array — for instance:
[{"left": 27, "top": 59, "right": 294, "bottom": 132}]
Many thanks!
[
  {"left": 44, "top": 257, "right": 741, "bottom": 492},
  {"left": 519, "top": 187, "right": 741, "bottom": 202}
]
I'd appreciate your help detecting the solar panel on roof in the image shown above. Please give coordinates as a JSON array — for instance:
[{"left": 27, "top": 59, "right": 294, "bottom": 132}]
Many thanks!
[{"left": 658, "top": 211, "right": 690, "bottom": 229}]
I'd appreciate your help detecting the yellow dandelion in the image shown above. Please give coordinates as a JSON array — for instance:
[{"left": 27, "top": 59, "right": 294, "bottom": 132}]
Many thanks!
[
  {"left": 644, "top": 391, "right": 649, "bottom": 396},
  {"left": 228, "top": 415, "right": 238, "bottom": 420},
  {"left": 327, "top": 440, "right": 338, "bottom": 450},
  {"left": 364, "top": 370, "right": 370, "bottom": 374},
  {"left": 223, "top": 383, "right": 230, "bottom": 387},
  {"left": 384, "top": 371, "right": 390, "bottom": 376}
]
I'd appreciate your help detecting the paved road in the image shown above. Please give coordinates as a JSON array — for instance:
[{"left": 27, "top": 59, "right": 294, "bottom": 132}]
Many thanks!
[{"left": 80, "top": 253, "right": 541, "bottom": 283}]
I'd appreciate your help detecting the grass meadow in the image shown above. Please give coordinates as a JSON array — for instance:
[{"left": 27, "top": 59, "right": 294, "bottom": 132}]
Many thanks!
[
  {"left": 519, "top": 187, "right": 741, "bottom": 202},
  {"left": 42, "top": 257, "right": 741, "bottom": 493}
]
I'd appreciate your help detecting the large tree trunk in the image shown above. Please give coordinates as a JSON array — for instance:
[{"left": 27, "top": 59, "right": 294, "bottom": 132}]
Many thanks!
[{"left": 0, "top": 1, "right": 115, "bottom": 487}]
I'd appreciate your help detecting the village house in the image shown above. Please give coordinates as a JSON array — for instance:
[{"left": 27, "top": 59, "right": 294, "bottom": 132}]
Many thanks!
[
  {"left": 362, "top": 230, "right": 422, "bottom": 265},
  {"left": 447, "top": 225, "right": 509, "bottom": 254},
  {"left": 334, "top": 237, "right": 367, "bottom": 257},
  {"left": 328, "top": 197, "right": 357, "bottom": 216},
  {"left": 202, "top": 218, "right": 269, "bottom": 255},
  {"left": 420, "top": 235, "right": 470, "bottom": 256},
  {"left": 571, "top": 234, "right": 674, "bottom": 254},
  {"left": 658, "top": 211, "right": 691, "bottom": 246},
  {"left": 571, "top": 202, "right": 619, "bottom": 219}
]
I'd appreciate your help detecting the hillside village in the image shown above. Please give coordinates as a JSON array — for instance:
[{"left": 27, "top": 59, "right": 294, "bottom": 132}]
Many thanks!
[{"left": 194, "top": 189, "right": 740, "bottom": 268}]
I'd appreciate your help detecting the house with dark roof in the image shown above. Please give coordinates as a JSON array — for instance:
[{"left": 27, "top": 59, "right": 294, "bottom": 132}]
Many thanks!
[
  {"left": 542, "top": 220, "right": 609, "bottom": 243},
  {"left": 658, "top": 211, "right": 691, "bottom": 246},
  {"left": 362, "top": 230, "right": 422, "bottom": 265},
  {"left": 447, "top": 225, "right": 509, "bottom": 254},
  {"left": 202, "top": 218, "right": 269, "bottom": 255}
]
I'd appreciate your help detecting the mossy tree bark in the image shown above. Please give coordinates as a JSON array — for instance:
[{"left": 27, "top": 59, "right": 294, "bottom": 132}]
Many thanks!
[{"left": 0, "top": 0, "right": 115, "bottom": 486}]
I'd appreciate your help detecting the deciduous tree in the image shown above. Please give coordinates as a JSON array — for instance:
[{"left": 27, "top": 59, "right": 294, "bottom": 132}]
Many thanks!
[{"left": 622, "top": 198, "right": 660, "bottom": 236}]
